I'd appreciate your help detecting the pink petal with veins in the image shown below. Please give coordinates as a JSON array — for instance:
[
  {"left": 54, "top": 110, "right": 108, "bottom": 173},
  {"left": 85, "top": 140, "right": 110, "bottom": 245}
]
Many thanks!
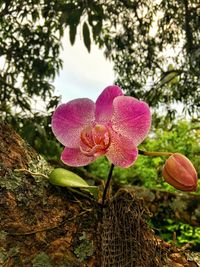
[
  {"left": 61, "top": 147, "right": 95, "bottom": 167},
  {"left": 95, "top": 85, "right": 123, "bottom": 124},
  {"left": 106, "top": 128, "right": 138, "bottom": 168},
  {"left": 52, "top": 98, "right": 95, "bottom": 148},
  {"left": 112, "top": 96, "right": 151, "bottom": 146}
]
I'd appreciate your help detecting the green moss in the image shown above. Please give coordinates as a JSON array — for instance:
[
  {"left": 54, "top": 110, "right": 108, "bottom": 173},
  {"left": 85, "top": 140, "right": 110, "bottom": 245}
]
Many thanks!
[
  {"left": 74, "top": 232, "right": 94, "bottom": 262},
  {"left": 0, "top": 231, "right": 7, "bottom": 241},
  {"left": 0, "top": 155, "right": 51, "bottom": 204},
  {"left": 0, "top": 165, "right": 23, "bottom": 190},
  {"left": 28, "top": 155, "right": 53, "bottom": 180},
  {"left": 32, "top": 252, "right": 52, "bottom": 267},
  {"left": 0, "top": 247, "right": 20, "bottom": 265},
  {"left": 0, "top": 248, "right": 7, "bottom": 265}
]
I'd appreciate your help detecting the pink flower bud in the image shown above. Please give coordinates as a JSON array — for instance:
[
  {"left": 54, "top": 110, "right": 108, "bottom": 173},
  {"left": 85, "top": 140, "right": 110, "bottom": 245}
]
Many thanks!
[{"left": 162, "top": 153, "right": 198, "bottom": 192}]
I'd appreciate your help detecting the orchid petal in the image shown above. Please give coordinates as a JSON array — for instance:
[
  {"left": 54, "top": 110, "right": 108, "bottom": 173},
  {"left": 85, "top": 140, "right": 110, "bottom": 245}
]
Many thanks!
[
  {"left": 61, "top": 147, "right": 95, "bottom": 167},
  {"left": 106, "top": 128, "right": 138, "bottom": 168},
  {"left": 112, "top": 96, "right": 151, "bottom": 146},
  {"left": 52, "top": 98, "right": 95, "bottom": 148},
  {"left": 95, "top": 85, "right": 123, "bottom": 124}
]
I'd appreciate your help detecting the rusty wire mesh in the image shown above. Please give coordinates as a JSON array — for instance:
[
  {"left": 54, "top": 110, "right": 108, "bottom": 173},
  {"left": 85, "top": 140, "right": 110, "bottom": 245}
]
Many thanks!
[{"left": 99, "top": 189, "right": 162, "bottom": 267}]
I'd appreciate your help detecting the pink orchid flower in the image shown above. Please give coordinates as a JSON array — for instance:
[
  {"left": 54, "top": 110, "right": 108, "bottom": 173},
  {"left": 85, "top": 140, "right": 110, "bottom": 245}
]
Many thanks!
[{"left": 51, "top": 85, "right": 151, "bottom": 168}]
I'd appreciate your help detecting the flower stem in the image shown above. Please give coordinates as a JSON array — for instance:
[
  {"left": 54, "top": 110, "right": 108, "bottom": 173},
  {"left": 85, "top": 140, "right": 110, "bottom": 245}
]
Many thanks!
[
  {"left": 101, "top": 163, "right": 114, "bottom": 208},
  {"left": 138, "top": 150, "right": 173, "bottom": 157}
]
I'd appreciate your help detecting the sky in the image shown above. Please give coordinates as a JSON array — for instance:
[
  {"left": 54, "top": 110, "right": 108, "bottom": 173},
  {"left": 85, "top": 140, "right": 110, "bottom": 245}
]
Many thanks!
[{"left": 53, "top": 31, "right": 115, "bottom": 103}]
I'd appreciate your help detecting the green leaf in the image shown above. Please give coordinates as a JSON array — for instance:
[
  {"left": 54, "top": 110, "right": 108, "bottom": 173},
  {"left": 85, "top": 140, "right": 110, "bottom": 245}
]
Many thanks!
[
  {"left": 49, "top": 168, "right": 98, "bottom": 198},
  {"left": 83, "top": 22, "right": 91, "bottom": 52},
  {"left": 49, "top": 168, "right": 96, "bottom": 189},
  {"left": 68, "top": 9, "right": 82, "bottom": 25},
  {"left": 69, "top": 24, "right": 77, "bottom": 45}
]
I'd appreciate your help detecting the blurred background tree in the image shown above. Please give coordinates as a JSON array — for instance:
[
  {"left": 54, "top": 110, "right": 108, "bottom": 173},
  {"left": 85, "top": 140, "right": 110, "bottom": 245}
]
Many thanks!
[
  {"left": 1, "top": 0, "right": 199, "bottom": 120},
  {"left": 98, "top": 0, "right": 200, "bottom": 118}
]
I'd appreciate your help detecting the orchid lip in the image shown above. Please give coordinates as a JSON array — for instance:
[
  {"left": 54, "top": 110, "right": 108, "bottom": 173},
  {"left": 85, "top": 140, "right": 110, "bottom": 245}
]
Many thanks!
[
  {"left": 80, "top": 124, "right": 111, "bottom": 157},
  {"left": 80, "top": 144, "right": 107, "bottom": 157}
]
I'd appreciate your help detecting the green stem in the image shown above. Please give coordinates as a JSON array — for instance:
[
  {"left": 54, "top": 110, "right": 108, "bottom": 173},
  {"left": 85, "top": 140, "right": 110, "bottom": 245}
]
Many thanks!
[
  {"left": 139, "top": 150, "right": 173, "bottom": 157},
  {"left": 101, "top": 163, "right": 114, "bottom": 208}
]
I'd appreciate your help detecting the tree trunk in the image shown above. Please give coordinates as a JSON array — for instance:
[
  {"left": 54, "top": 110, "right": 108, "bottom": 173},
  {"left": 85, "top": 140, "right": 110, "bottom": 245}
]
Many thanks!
[{"left": 0, "top": 122, "right": 199, "bottom": 267}]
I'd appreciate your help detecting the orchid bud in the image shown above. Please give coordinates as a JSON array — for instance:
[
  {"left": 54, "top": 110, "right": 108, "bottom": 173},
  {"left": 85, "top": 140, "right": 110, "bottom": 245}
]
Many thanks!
[{"left": 162, "top": 153, "right": 198, "bottom": 192}]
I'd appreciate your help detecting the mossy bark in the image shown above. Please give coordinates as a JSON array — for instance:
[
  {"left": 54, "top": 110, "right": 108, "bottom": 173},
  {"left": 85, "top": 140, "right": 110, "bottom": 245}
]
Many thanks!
[{"left": 0, "top": 122, "right": 98, "bottom": 267}]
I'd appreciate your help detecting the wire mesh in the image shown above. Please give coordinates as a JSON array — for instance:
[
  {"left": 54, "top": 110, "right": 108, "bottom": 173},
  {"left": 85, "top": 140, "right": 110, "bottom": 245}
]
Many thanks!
[{"left": 99, "top": 189, "right": 162, "bottom": 267}]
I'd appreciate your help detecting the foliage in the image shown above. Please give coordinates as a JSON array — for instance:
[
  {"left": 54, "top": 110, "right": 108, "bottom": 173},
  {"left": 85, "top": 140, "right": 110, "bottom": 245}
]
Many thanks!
[
  {"left": 97, "top": 0, "right": 200, "bottom": 117},
  {"left": 0, "top": 0, "right": 63, "bottom": 157},
  {"left": 0, "top": 0, "right": 104, "bottom": 119},
  {"left": 0, "top": 0, "right": 199, "bottom": 122},
  {"left": 152, "top": 219, "right": 200, "bottom": 250},
  {"left": 0, "top": 0, "right": 63, "bottom": 116}
]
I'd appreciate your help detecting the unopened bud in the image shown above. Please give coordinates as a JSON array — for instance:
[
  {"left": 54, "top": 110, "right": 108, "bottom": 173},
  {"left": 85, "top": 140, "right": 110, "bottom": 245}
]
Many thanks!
[{"left": 162, "top": 153, "right": 198, "bottom": 192}]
